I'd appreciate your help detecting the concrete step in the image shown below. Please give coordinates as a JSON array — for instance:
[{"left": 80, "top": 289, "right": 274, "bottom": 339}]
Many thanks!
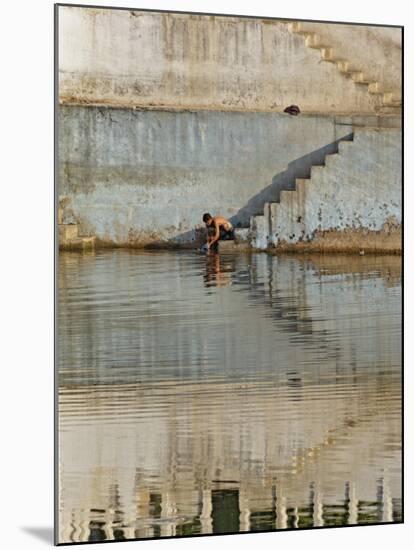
[
  {"left": 263, "top": 201, "right": 272, "bottom": 222},
  {"left": 310, "top": 165, "right": 326, "bottom": 178},
  {"left": 320, "top": 47, "right": 334, "bottom": 61},
  {"left": 336, "top": 60, "right": 359, "bottom": 73},
  {"left": 60, "top": 236, "right": 96, "bottom": 250},
  {"left": 59, "top": 223, "right": 78, "bottom": 242},
  {"left": 248, "top": 135, "right": 353, "bottom": 250},
  {"left": 325, "top": 153, "right": 339, "bottom": 166},
  {"left": 279, "top": 190, "right": 295, "bottom": 204},
  {"left": 268, "top": 202, "right": 280, "bottom": 247},
  {"left": 250, "top": 214, "right": 269, "bottom": 250},
  {"left": 288, "top": 21, "right": 320, "bottom": 36},
  {"left": 383, "top": 91, "right": 402, "bottom": 106},
  {"left": 247, "top": 130, "right": 389, "bottom": 251},
  {"left": 304, "top": 33, "right": 331, "bottom": 49},
  {"left": 349, "top": 72, "right": 372, "bottom": 85},
  {"left": 276, "top": 128, "right": 400, "bottom": 249},
  {"left": 335, "top": 114, "right": 399, "bottom": 129},
  {"left": 234, "top": 228, "right": 250, "bottom": 243},
  {"left": 269, "top": 202, "right": 279, "bottom": 219},
  {"left": 295, "top": 178, "right": 311, "bottom": 194},
  {"left": 368, "top": 82, "right": 383, "bottom": 94},
  {"left": 218, "top": 239, "right": 249, "bottom": 252},
  {"left": 365, "top": 85, "right": 401, "bottom": 106},
  {"left": 272, "top": 188, "right": 305, "bottom": 245},
  {"left": 378, "top": 105, "right": 402, "bottom": 115},
  {"left": 287, "top": 21, "right": 304, "bottom": 33}
]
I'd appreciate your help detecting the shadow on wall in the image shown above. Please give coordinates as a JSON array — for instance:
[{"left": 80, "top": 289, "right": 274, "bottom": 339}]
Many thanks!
[
  {"left": 150, "top": 133, "right": 354, "bottom": 247},
  {"left": 231, "top": 133, "right": 354, "bottom": 227}
]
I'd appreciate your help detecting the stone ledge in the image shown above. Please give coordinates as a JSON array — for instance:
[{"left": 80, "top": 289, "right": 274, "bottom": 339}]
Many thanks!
[{"left": 59, "top": 236, "right": 96, "bottom": 251}]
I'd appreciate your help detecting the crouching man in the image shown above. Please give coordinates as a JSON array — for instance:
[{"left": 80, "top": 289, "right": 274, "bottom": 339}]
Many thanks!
[{"left": 202, "top": 213, "right": 235, "bottom": 252}]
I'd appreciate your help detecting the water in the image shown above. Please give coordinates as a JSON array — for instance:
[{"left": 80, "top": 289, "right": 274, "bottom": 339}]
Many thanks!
[{"left": 58, "top": 250, "right": 402, "bottom": 543}]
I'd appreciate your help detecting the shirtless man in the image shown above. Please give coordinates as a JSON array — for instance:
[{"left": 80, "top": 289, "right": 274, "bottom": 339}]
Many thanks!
[{"left": 202, "top": 213, "right": 235, "bottom": 251}]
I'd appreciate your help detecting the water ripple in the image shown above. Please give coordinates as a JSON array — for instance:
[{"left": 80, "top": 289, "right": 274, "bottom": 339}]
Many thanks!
[{"left": 58, "top": 251, "right": 402, "bottom": 543}]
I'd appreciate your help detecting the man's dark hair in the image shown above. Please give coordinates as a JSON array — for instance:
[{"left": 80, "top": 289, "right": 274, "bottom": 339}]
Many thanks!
[{"left": 203, "top": 213, "right": 212, "bottom": 223}]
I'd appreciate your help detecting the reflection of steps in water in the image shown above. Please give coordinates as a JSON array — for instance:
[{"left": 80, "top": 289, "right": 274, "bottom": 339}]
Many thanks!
[
  {"left": 57, "top": 251, "right": 401, "bottom": 543},
  {"left": 240, "top": 254, "right": 401, "bottom": 368},
  {"left": 58, "top": 252, "right": 401, "bottom": 386},
  {"left": 59, "top": 377, "right": 401, "bottom": 477},
  {"left": 58, "top": 374, "right": 401, "bottom": 542},
  {"left": 59, "top": 476, "right": 401, "bottom": 542}
]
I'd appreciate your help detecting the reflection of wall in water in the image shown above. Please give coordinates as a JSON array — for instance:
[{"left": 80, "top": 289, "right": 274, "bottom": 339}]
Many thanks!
[
  {"left": 59, "top": 373, "right": 401, "bottom": 542},
  {"left": 58, "top": 252, "right": 401, "bottom": 542},
  {"left": 58, "top": 252, "right": 401, "bottom": 385}
]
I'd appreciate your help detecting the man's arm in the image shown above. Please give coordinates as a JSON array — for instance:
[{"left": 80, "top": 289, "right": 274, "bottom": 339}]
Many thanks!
[{"left": 207, "top": 221, "right": 221, "bottom": 248}]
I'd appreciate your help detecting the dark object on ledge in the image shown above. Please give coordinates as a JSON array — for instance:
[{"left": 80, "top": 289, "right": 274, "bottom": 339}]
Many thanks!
[{"left": 284, "top": 105, "right": 301, "bottom": 115}]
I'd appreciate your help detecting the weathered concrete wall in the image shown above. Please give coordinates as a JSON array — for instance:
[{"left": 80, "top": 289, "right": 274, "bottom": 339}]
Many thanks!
[
  {"left": 58, "top": 7, "right": 399, "bottom": 114},
  {"left": 57, "top": 8, "right": 402, "bottom": 252},
  {"left": 59, "top": 106, "right": 357, "bottom": 246},
  {"left": 250, "top": 128, "right": 402, "bottom": 252}
]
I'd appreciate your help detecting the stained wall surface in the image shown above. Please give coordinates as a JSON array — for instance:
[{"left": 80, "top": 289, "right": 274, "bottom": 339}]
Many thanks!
[{"left": 58, "top": 7, "right": 401, "bottom": 114}]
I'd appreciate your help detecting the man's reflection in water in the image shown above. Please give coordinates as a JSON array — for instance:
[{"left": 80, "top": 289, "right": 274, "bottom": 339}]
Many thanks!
[{"left": 204, "top": 252, "right": 236, "bottom": 288}]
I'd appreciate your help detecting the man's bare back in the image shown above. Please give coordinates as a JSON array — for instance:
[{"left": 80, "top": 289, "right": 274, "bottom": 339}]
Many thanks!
[{"left": 202, "top": 213, "right": 234, "bottom": 251}]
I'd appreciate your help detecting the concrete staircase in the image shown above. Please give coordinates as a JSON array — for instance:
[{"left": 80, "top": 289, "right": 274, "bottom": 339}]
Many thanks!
[
  {"left": 246, "top": 132, "right": 353, "bottom": 249},
  {"left": 248, "top": 127, "right": 401, "bottom": 251},
  {"left": 58, "top": 207, "right": 96, "bottom": 250},
  {"left": 287, "top": 22, "right": 402, "bottom": 112}
]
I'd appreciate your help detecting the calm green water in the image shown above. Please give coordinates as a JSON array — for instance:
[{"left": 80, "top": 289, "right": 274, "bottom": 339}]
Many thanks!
[{"left": 58, "top": 250, "right": 402, "bottom": 543}]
